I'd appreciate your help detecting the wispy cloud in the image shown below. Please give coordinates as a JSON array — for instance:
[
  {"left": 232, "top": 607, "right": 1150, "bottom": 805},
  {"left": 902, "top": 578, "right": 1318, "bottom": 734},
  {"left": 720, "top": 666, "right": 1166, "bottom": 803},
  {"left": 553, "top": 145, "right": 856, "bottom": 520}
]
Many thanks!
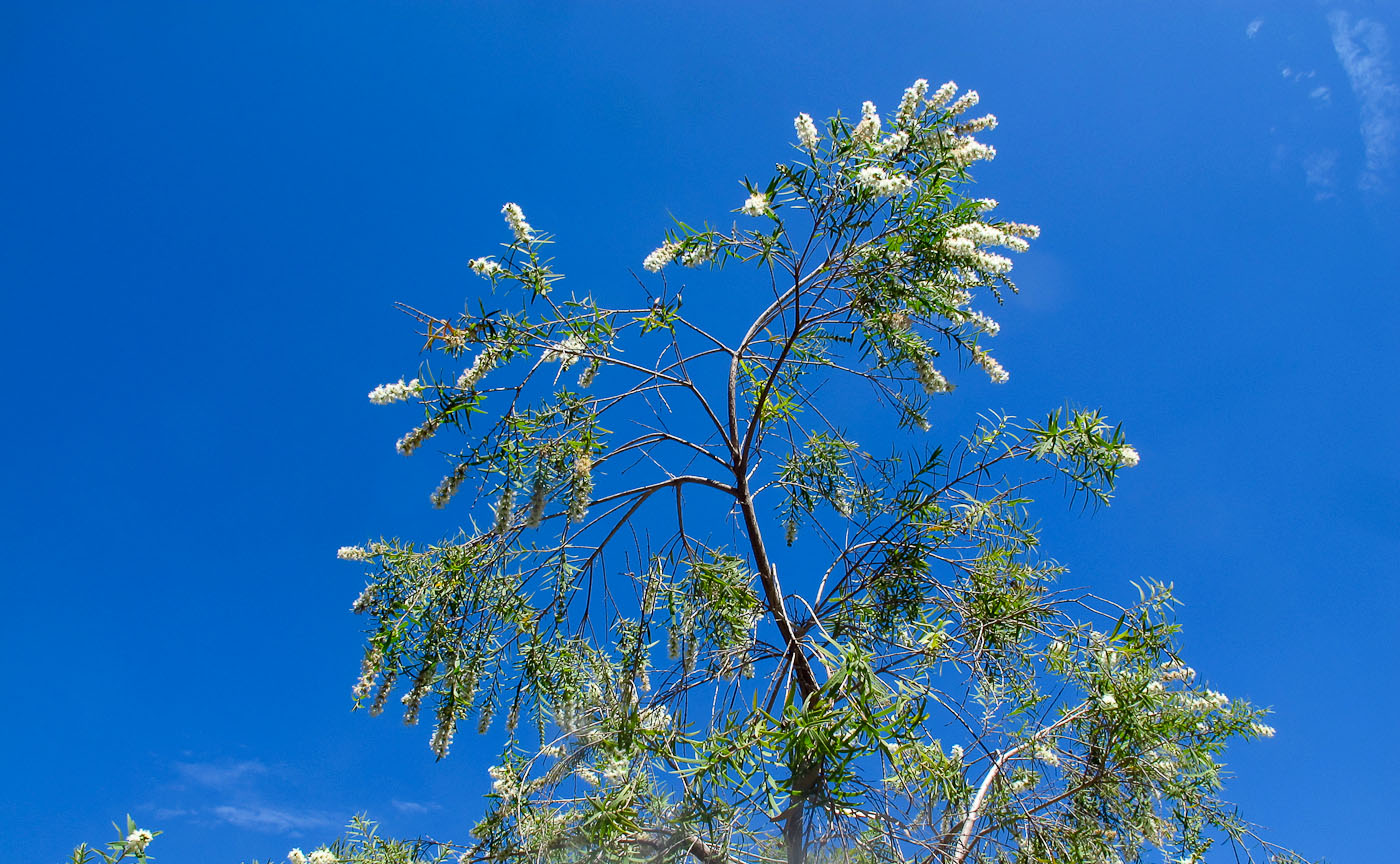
[
  {"left": 1303, "top": 149, "right": 1340, "bottom": 198},
  {"left": 1247, "top": 18, "right": 1264, "bottom": 40},
  {"left": 1328, "top": 11, "right": 1399, "bottom": 192},
  {"left": 1310, "top": 85, "right": 1333, "bottom": 105},
  {"left": 391, "top": 799, "right": 440, "bottom": 814},
  {"left": 173, "top": 759, "right": 269, "bottom": 790},
  {"left": 211, "top": 805, "right": 338, "bottom": 834}
]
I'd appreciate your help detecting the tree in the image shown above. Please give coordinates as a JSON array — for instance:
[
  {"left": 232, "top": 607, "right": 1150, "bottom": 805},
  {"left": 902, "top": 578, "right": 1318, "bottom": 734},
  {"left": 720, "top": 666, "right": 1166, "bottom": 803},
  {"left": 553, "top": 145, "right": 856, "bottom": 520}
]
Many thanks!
[{"left": 331, "top": 79, "right": 1295, "bottom": 864}]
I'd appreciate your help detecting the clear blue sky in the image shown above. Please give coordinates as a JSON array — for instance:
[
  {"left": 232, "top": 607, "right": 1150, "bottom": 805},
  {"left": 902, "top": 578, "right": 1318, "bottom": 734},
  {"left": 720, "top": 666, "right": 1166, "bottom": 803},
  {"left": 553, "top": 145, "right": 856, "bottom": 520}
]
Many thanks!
[{"left": 3, "top": 2, "right": 1396, "bottom": 862}]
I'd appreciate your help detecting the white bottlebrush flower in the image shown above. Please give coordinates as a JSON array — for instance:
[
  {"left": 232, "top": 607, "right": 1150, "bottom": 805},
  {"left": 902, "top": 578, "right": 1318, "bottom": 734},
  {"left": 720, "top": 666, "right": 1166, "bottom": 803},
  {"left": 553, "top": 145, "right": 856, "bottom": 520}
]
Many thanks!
[
  {"left": 972, "top": 197, "right": 999, "bottom": 212},
  {"left": 679, "top": 242, "right": 712, "bottom": 267},
  {"left": 947, "top": 136, "right": 997, "bottom": 167},
  {"left": 501, "top": 202, "right": 534, "bottom": 243},
  {"left": 896, "top": 78, "right": 929, "bottom": 126},
  {"left": 740, "top": 191, "right": 770, "bottom": 216},
  {"left": 955, "top": 113, "right": 998, "bottom": 134},
  {"left": 308, "top": 850, "right": 337, "bottom": 864},
  {"left": 949, "top": 744, "right": 964, "bottom": 762},
  {"left": 457, "top": 345, "right": 500, "bottom": 390},
  {"left": 876, "top": 130, "right": 911, "bottom": 155},
  {"left": 1034, "top": 744, "right": 1061, "bottom": 767},
  {"left": 965, "top": 310, "right": 1000, "bottom": 336},
  {"left": 973, "top": 348, "right": 1009, "bottom": 384},
  {"left": 640, "top": 704, "right": 673, "bottom": 732},
  {"left": 542, "top": 333, "right": 587, "bottom": 369},
  {"left": 794, "top": 112, "right": 820, "bottom": 149},
  {"left": 368, "top": 377, "right": 421, "bottom": 405},
  {"left": 856, "top": 165, "right": 913, "bottom": 197},
  {"left": 914, "top": 357, "right": 954, "bottom": 395},
  {"left": 351, "top": 583, "right": 377, "bottom": 617},
  {"left": 468, "top": 256, "right": 502, "bottom": 277},
  {"left": 643, "top": 241, "right": 680, "bottom": 272},
  {"left": 1251, "top": 722, "right": 1277, "bottom": 738},
  {"left": 851, "top": 100, "right": 881, "bottom": 146},
  {"left": 1118, "top": 445, "right": 1141, "bottom": 468},
  {"left": 1098, "top": 692, "right": 1119, "bottom": 709},
  {"left": 927, "top": 80, "right": 958, "bottom": 109},
  {"left": 395, "top": 417, "right": 440, "bottom": 456},
  {"left": 970, "top": 250, "right": 1014, "bottom": 274},
  {"left": 430, "top": 710, "right": 457, "bottom": 759},
  {"left": 126, "top": 830, "right": 154, "bottom": 854},
  {"left": 948, "top": 89, "right": 980, "bottom": 115},
  {"left": 288, "top": 851, "right": 307, "bottom": 864}
]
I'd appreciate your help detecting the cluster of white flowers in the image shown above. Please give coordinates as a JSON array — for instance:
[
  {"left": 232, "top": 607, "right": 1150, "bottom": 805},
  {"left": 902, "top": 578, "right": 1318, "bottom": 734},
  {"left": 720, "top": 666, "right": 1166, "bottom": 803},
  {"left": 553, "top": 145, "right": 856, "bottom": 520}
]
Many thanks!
[
  {"left": 1251, "top": 722, "right": 1277, "bottom": 738},
  {"left": 856, "top": 164, "right": 913, "bottom": 197},
  {"left": 851, "top": 100, "right": 881, "bottom": 146},
  {"left": 309, "top": 851, "right": 336, "bottom": 864},
  {"left": 876, "top": 130, "right": 911, "bottom": 156},
  {"left": 946, "top": 136, "right": 997, "bottom": 168},
  {"left": 955, "top": 113, "right": 998, "bottom": 134},
  {"left": 337, "top": 545, "right": 370, "bottom": 561},
  {"left": 353, "top": 647, "right": 381, "bottom": 698},
  {"left": 289, "top": 849, "right": 307, "bottom": 864},
  {"left": 914, "top": 357, "right": 954, "bottom": 395},
  {"left": 969, "top": 249, "right": 1014, "bottom": 274},
  {"left": 1160, "top": 660, "right": 1196, "bottom": 683},
  {"left": 1033, "top": 744, "right": 1061, "bottom": 767},
  {"left": 948, "top": 89, "right": 980, "bottom": 116},
  {"left": 1145, "top": 679, "right": 1166, "bottom": 696},
  {"left": 430, "top": 710, "right": 457, "bottom": 759},
  {"left": 431, "top": 461, "right": 471, "bottom": 509},
  {"left": 1179, "top": 689, "right": 1230, "bottom": 712},
  {"left": 640, "top": 704, "right": 673, "bottom": 732},
  {"left": 964, "top": 310, "right": 1000, "bottom": 336},
  {"left": 368, "top": 377, "right": 421, "bottom": 405},
  {"left": 927, "top": 80, "right": 958, "bottom": 110},
  {"left": 488, "top": 763, "right": 522, "bottom": 800},
  {"left": 896, "top": 78, "right": 929, "bottom": 126},
  {"left": 948, "top": 222, "right": 1030, "bottom": 252},
  {"left": 542, "top": 333, "right": 587, "bottom": 369},
  {"left": 972, "top": 197, "right": 999, "bottom": 212},
  {"left": 501, "top": 202, "right": 533, "bottom": 243},
  {"left": 351, "top": 580, "right": 377, "bottom": 615},
  {"left": 948, "top": 744, "right": 965, "bottom": 762},
  {"left": 1098, "top": 692, "right": 1119, "bottom": 709},
  {"left": 1118, "top": 445, "right": 1141, "bottom": 468},
  {"left": 468, "top": 256, "right": 501, "bottom": 277},
  {"left": 740, "top": 191, "right": 770, "bottom": 216},
  {"left": 396, "top": 417, "right": 440, "bottom": 456},
  {"left": 794, "top": 112, "right": 820, "bottom": 149},
  {"left": 680, "top": 242, "right": 712, "bottom": 267},
  {"left": 457, "top": 344, "right": 500, "bottom": 390},
  {"left": 643, "top": 240, "right": 679, "bottom": 272},
  {"left": 126, "top": 830, "right": 154, "bottom": 854}
]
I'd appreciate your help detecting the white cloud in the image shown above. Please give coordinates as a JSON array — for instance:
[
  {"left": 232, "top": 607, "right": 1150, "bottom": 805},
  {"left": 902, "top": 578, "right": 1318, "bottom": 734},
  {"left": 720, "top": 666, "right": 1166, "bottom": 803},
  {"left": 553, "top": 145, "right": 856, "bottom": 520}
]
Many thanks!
[
  {"left": 1303, "top": 149, "right": 1340, "bottom": 198},
  {"left": 211, "top": 805, "right": 337, "bottom": 833},
  {"left": 1328, "top": 11, "right": 1399, "bottom": 192},
  {"left": 1247, "top": 18, "right": 1264, "bottom": 39},
  {"left": 391, "top": 799, "right": 440, "bottom": 814},
  {"left": 1310, "top": 85, "right": 1333, "bottom": 105},
  {"left": 173, "top": 759, "right": 268, "bottom": 790}
]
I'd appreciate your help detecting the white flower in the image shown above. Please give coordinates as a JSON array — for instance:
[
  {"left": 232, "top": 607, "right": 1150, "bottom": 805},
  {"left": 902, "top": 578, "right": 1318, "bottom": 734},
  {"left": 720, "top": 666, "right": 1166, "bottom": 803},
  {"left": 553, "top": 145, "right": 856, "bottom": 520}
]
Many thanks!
[
  {"left": 794, "top": 112, "right": 820, "bottom": 150},
  {"left": 851, "top": 100, "right": 881, "bottom": 146},
  {"left": 457, "top": 345, "right": 500, "bottom": 390},
  {"left": 680, "top": 243, "right": 712, "bottom": 267},
  {"left": 948, "top": 90, "right": 980, "bottom": 115},
  {"left": 1251, "top": 722, "right": 1277, "bottom": 738},
  {"left": 337, "top": 545, "right": 370, "bottom": 561},
  {"left": 309, "top": 850, "right": 337, "bottom": 864},
  {"left": 542, "top": 334, "right": 587, "bottom": 369},
  {"left": 965, "top": 310, "right": 1000, "bottom": 336},
  {"left": 856, "top": 165, "right": 913, "bottom": 197},
  {"left": 927, "top": 80, "right": 958, "bottom": 109},
  {"left": 1034, "top": 745, "right": 1061, "bottom": 767},
  {"left": 469, "top": 256, "right": 501, "bottom": 277},
  {"left": 876, "top": 130, "right": 911, "bottom": 155},
  {"left": 1002, "top": 221, "right": 1041, "bottom": 238},
  {"left": 949, "top": 744, "right": 964, "bottom": 762},
  {"left": 1146, "top": 680, "right": 1166, "bottom": 695},
  {"left": 740, "top": 191, "right": 770, "bottom": 216},
  {"left": 368, "top": 378, "right": 421, "bottom": 405},
  {"left": 640, "top": 704, "right": 673, "bottom": 732},
  {"left": 973, "top": 348, "right": 1009, "bottom": 384},
  {"left": 896, "top": 79, "right": 929, "bottom": 125},
  {"left": 955, "top": 113, "right": 998, "bottom": 134},
  {"left": 972, "top": 197, "right": 999, "bottom": 212},
  {"left": 914, "top": 358, "right": 954, "bottom": 395},
  {"left": 126, "top": 830, "right": 154, "bottom": 854},
  {"left": 947, "top": 136, "right": 997, "bottom": 167},
  {"left": 288, "top": 850, "right": 307, "bottom": 864},
  {"left": 1098, "top": 693, "right": 1119, "bottom": 709},
  {"left": 501, "top": 202, "right": 533, "bottom": 243},
  {"left": 643, "top": 241, "right": 679, "bottom": 272},
  {"left": 1118, "top": 445, "right": 1141, "bottom": 468},
  {"left": 395, "top": 417, "right": 440, "bottom": 456}
]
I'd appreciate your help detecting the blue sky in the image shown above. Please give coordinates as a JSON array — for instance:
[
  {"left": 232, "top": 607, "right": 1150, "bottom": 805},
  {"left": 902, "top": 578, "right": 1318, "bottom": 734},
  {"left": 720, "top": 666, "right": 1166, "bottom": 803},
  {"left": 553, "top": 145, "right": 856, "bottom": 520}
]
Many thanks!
[{"left": 3, "top": 2, "right": 1397, "bottom": 862}]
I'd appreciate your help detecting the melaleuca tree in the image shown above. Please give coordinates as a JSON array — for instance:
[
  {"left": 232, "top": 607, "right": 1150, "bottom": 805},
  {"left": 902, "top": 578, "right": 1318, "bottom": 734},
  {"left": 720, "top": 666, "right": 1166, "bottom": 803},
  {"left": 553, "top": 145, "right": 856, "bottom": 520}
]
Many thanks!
[{"left": 337, "top": 80, "right": 1298, "bottom": 864}]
